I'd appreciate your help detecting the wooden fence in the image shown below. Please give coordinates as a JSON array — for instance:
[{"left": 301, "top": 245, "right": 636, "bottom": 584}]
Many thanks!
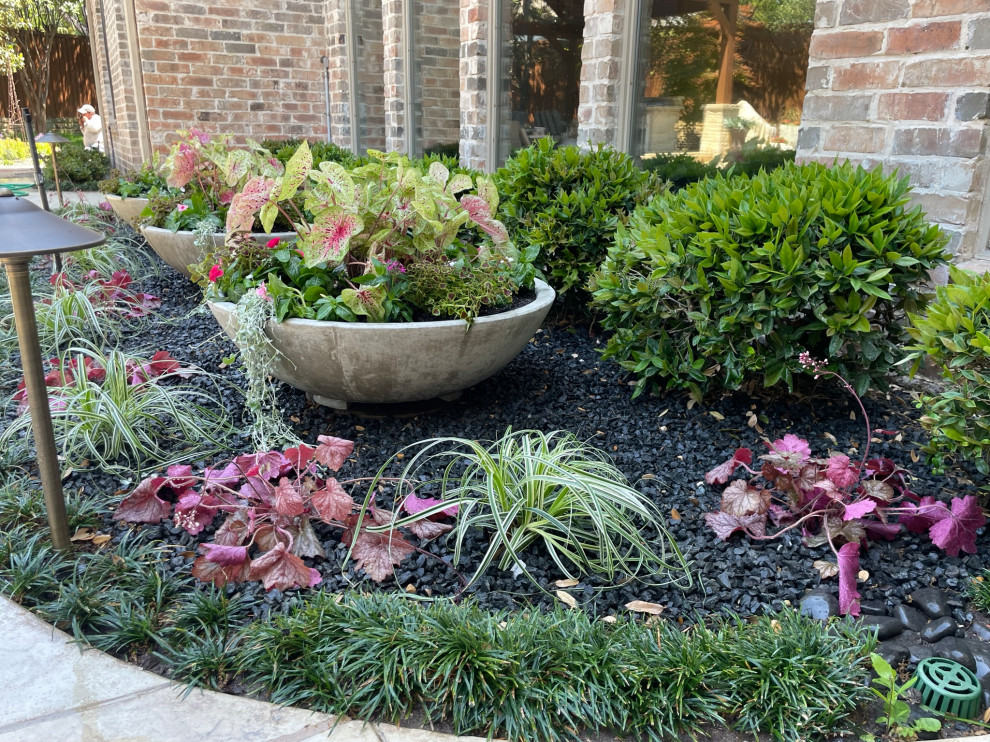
[{"left": 0, "top": 33, "right": 97, "bottom": 123}]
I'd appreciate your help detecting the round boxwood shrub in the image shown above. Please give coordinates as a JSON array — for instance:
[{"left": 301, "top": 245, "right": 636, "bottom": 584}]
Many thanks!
[
  {"left": 43, "top": 142, "right": 110, "bottom": 191},
  {"left": 495, "top": 138, "right": 661, "bottom": 314},
  {"left": 590, "top": 161, "right": 949, "bottom": 399}
]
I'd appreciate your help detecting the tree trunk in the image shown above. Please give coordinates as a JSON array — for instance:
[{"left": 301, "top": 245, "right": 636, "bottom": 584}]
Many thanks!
[{"left": 12, "top": 28, "right": 57, "bottom": 134}]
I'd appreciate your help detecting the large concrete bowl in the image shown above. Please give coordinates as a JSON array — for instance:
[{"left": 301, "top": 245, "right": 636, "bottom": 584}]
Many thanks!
[
  {"left": 141, "top": 226, "right": 296, "bottom": 278},
  {"left": 208, "top": 279, "right": 555, "bottom": 407},
  {"left": 103, "top": 194, "right": 149, "bottom": 224}
]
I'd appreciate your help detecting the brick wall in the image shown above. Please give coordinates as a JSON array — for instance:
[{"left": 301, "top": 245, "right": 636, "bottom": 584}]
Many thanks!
[
  {"left": 130, "top": 0, "right": 330, "bottom": 154},
  {"left": 382, "top": 0, "right": 404, "bottom": 152},
  {"left": 577, "top": 0, "right": 624, "bottom": 148},
  {"left": 460, "top": 0, "right": 488, "bottom": 169},
  {"left": 798, "top": 0, "right": 990, "bottom": 261},
  {"left": 414, "top": 0, "right": 460, "bottom": 153}
]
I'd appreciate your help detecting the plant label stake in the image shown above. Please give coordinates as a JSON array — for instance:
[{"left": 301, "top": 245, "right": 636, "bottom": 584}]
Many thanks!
[{"left": 0, "top": 189, "right": 105, "bottom": 549}]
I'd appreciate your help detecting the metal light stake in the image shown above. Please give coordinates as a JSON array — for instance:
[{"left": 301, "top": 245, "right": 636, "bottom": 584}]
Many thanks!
[
  {"left": 0, "top": 190, "right": 105, "bottom": 549},
  {"left": 34, "top": 133, "right": 70, "bottom": 208}
]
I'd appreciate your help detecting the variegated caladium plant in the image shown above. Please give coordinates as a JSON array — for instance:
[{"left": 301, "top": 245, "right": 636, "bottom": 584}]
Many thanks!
[
  {"left": 112, "top": 435, "right": 457, "bottom": 591},
  {"left": 204, "top": 145, "right": 535, "bottom": 323},
  {"left": 704, "top": 354, "right": 985, "bottom": 616}
]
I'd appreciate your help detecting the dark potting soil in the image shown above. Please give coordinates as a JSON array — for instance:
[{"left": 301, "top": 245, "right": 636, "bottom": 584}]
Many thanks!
[{"left": 2, "top": 244, "right": 989, "bottom": 627}]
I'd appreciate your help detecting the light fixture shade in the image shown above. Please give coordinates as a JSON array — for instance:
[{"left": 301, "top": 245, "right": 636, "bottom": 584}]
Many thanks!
[
  {"left": 0, "top": 193, "right": 105, "bottom": 259},
  {"left": 34, "top": 133, "right": 70, "bottom": 144}
]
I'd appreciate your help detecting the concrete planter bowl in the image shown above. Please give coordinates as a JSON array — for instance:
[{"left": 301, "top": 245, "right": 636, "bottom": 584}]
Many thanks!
[
  {"left": 140, "top": 226, "right": 296, "bottom": 278},
  {"left": 103, "top": 194, "right": 149, "bottom": 224},
  {"left": 208, "top": 279, "right": 555, "bottom": 408}
]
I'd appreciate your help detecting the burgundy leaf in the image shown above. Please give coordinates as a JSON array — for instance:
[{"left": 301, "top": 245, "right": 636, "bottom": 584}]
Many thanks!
[
  {"left": 314, "top": 435, "right": 354, "bottom": 471},
  {"left": 311, "top": 478, "right": 353, "bottom": 523},
  {"left": 900, "top": 496, "right": 949, "bottom": 534},
  {"left": 860, "top": 480, "right": 894, "bottom": 502},
  {"left": 826, "top": 455, "right": 859, "bottom": 488},
  {"left": 720, "top": 480, "right": 770, "bottom": 517},
  {"left": 273, "top": 477, "right": 305, "bottom": 517},
  {"left": 843, "top": 499, "right": 876, "bottom": 521},
  {"left": 172, "top": 491, "right": 220, "bottom": 535},
  {"left": 705, "top": 448, "right": 753, "bottom": 485},
  {"left": 292, "top": 517, "right": 326, "bottom": 559},
  {"left": 192, "top": 554, "right": 251, "bottom": 587},
  {"left": 704, "top": 511, "right": 767, "bottom": 541},
  {"left": 350, "top": 530, "right": 415, "bottom": 582},
  {"left": 254, "top": 525, "right": 289, "bottom": 552},
  {"left": 214, "top": 509, "right": 252, "bottom": 546},
  {"left": 203, "top": 462, "right": 243, "bottom": 491},
  {"left": 864, "top": 521, "right": 901, "bottom": 541},
  {"left": 408, "top": 519, "right": 454, "bottom": 540},
  {"left": 234, "top": 451, "right": 290, "bottom": 480},
  {"left": 201, "top": 543, "right": 249, "bottom": 567},
  {"left": 402, "top": 492, "right": 459, "bottom": 518},
  {"left": 248, "top": 542, "right": 322, "bottom": 591},
  {"left": 284, "top": 443, "right": 316, "bottom": 471},
  {"left": 113, "top": 477, "right": 172, "bottom": 523},
  {"left": 165, "top": 464, "right": 196, "bottom": 490},
  {"left": 837, "top": 541, "right": 861, "bottom": 616},
  {"left": 760, "top": 449, "right": 807, "bottom": 475},
  {"left": 239, "top": 476, "right": 275, "bottom": 505},
  {"left": 929, "top": 495, "right": 986, "bottom": 557}
]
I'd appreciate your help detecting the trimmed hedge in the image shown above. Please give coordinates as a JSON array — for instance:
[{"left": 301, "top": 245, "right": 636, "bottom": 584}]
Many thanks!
[{"left": 591, "top": 161, "right": 949, "bottom": 399}]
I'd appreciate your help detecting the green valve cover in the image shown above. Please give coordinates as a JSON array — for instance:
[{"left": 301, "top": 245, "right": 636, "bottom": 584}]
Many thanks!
[{"left": 914, "top": 656, "right": 982, "bottom": 720}]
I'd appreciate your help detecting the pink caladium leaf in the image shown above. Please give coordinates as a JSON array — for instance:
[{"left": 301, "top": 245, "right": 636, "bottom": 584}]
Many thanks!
[
  {"left": 273, "top": 477, "right": 306, "bottom": 517},
  {"left": 284, "top": 443, "right": 317, "bottom": 471},
  {"left": 900, "top": 496, "right": 949, "bottom": 534},
  {"left": 113, "top": 477, "right": 172, "bottom": 523},
  {"left": 826, "top": 455, "right": 859, "bottom": 488},
  {"left": 304, "top": 207, "right": 364, "bottom": 267},
  {"left": 720, "top": 480, "right": 770, "bottom": 517},
  {"left": 311, "top": 478, "right": 353, "bottom": 523},
  {"left": 408, "top": 519, "right": 454, "bottom": 540},
  {"left": 314, "top": 435, "right": 354, "bottom": 471},
  {"left": 929, "top": 495, "right": 986, "bottom": 557},
  {"left": 843, "top": 499, "right": 876, "bottom": 521},
  {"left": 248, "top": 542, "right": 322, "bottom": 591},
  {"left": 460, "top": 194, "right": 510, "bottom": 243},
  {"left": 837, "top": 541, "right": 861, "bottom": 616},
  {"left": 349, "top": 530, "right": 416, "bottom": 582},
  {"left": 225, "top": 176, "right": 276, "bottom": 234},
  {"left": 402, "top": 492, "right": 459, "bottom": 518},
  {"left": 704, "top": 511, "right": 767, "bottom": 541},
  {"left": 173, "top": 491, "right": 221, "bottom": 535},
  {"left": 705, "top": 448, "right": 753, "bottom": 485},
  {"left": 166, "top": 141, "right": 198, "bottom": 188}
]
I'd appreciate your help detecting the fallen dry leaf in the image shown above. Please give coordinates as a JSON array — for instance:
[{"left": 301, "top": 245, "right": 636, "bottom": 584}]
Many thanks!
[
  {"left": 709, "top": 411, "right": 725, "bottom": 421},
  {"left": 813, "top": 560, "right": 839, "bottom": 579},
  {"left": 858, "top": 570, "right": 870, "bottom": 581},
  {"left": 405, "top": 584, "right": 416, "bottom": 594},
  {"left": 911, "top": 449, "right": 920, "bottom": 463},
  {"left": 670, "top": 508, "right": 681, "bottom": 521},
  {"left": 555, "top": 578, "right": 580, "bottom": 588},
  {"left": 91, "top": 534, "right": 111, "bottom": 546},
  {"left": 602, "top": 615, "right": 617, "bottom": 624},
  {"left": 556, "top": 590, "right": 577, "bottom": 608},
  {"left": 70, "top": 527, "right": 95, "bottom": 542},
  {"left": 625, "top": 600, "right": 665, "bottom": 615}
]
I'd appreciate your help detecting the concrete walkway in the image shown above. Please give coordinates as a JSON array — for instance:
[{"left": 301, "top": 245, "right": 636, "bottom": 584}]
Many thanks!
[{"left": 0, "top": 598, "right": 485, "bottom": 742}]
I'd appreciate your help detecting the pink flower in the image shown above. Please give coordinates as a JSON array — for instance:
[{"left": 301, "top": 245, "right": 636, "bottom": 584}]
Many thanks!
[
  {"left": 98, "top": 201, "right": 112, "bottom": 212},
  {"left": 175, "top": 203, "right": 189, "bottom": 212},
  {"left": 266, "top": 237, "right": 280, "bottom": 249},
  {"left": 256, "top": 282, "right": 271, "bottom": 302},
  {"left": 208, "top": 265, "right": 224, "bottom": 283}
]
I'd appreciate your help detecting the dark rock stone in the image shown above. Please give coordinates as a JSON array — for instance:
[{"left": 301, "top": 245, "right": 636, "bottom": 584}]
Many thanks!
[
  {"left": 970, "top": 645, "right": 990, "bottom": 682},
  {"left": 921, "top": 616, "right": 958, "bottom": 644},
  {"left": 971, "top": 622, "right": 990, "bottom": 642},
  {"left": 859, "top": 600, "right": 888, "bottom": 617},
  {"left": 911, "top": 588, "right": 950, "bottom": 619},
  {"left": 877, "top": 641, "right": 909, "bottom": 669},
  {"left": 933, "top": 637, "right": 977, "bottom": 672},
  {"left": 860, "top": 616, "right": 904, "bottom": 641},
  {"left": 910, "top": 644, "right": 935, "bottom": 665},
  {"left": 799, "top": 591, "right": 838, "bottom": 621},
  {"left": 894, "top": 604, "right": 928, "bottom": 633}
]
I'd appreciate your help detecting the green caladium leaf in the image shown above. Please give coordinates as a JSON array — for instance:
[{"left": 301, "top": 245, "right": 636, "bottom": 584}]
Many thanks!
[
  {"left": 260, "top": 201, "right": 278, "bottom": 234},
  {"left": 428, "top": 161, "right": 449, "bottom": 189},
  {"left": 309, "top": 161, "right": 356, "bottom": 209},
  {"left": 279, "top": 140, "right": 312, "bottom": 201},
  {"left": 223, "top": 149, "right": 255, "bottom": 188},
  {"left": 446, "top": 173, "right": 473, "bottom": 196},
  {"left": 477, "top": 175, "right": 499, "bottom": 211},
  {"left": 341, "top": 284, "right": 386, "bottom": 322}
]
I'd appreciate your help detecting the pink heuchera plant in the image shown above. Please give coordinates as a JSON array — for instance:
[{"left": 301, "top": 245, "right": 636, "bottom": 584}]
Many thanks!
[
  {"left": 112, "top": 435, "right": 455, "bottom": 590},
  {"left": 704, "top": 355, "right": 986, "bottom": 616},
  {"left": 45, "top": 270, "right": 160, "bottom": 318}
]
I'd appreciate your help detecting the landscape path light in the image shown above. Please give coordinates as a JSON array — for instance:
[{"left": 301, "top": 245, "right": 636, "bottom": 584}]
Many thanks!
[
  {"left": 0, "top": 189, "right": 105, "bottom": 549},
  {"left": 34, "top": 132, "right": 70, "bottom": 208}
]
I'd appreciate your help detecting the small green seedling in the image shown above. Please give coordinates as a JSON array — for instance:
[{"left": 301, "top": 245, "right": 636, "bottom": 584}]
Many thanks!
[{"left": 865, "top": 653, "right": 941, "bottom": 740}]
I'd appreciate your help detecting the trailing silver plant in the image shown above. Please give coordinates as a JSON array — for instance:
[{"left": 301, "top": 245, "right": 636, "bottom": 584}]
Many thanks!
[{"left": 232, "top": 289, "right": 298, "bottom": 450}]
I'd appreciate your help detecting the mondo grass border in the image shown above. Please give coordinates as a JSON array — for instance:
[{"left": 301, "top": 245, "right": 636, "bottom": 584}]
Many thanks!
[{"left": 0, "top": 527, "right": 876, "bottom": 742}]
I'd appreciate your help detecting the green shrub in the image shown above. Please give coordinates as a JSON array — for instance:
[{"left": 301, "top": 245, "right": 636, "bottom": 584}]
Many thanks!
[
  {"left": 907, "top": 267, "right": 990, "bottom": 485},
  {"left": 43, "top": 142, "right": 111, "bottom": 191},
  {"left": 720, "top": 146, "right": 796, "bottom": 178},
  {"left": 641, "top": 152, "right": 717, "bottom": 190},
  {"left": 423, "top": 141, "right": 460, "bottom": 159},
  {"left": 97, "top": 158, "right": 170, "bottom": 198},
  {"left": 495, "top": 139, "right": 661, "bottom": 313},
  {"left": 591, "top": 161, "right": 948, "bottom": 399},
  {"left": 263, "top": 138, "right": 355, "bottom": 169},
  {"left": 0, "top": 137, "right": 30, "bottom": 164},
  {"left": 968, "top": 570, "right": 990, "bottom": 612}
]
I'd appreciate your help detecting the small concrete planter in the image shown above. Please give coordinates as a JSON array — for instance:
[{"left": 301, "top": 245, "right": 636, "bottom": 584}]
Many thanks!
[
  {"left": 103, "top": 194, "right": 149, "bottom": 223},
  {"left": 141, "top": 226, "right": 296, "bottom": 278},
  {"left": 208, "top": 279, "right": 555, "bottom": 408}
]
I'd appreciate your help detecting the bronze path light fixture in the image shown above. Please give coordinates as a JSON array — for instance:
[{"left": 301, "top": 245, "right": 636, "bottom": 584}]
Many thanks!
[
  {"left": 34, "top": 132, "right": 70, "bottom": 208},
  {"left": 0, "top": 190, "right": 105, "bottom": 549}
]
